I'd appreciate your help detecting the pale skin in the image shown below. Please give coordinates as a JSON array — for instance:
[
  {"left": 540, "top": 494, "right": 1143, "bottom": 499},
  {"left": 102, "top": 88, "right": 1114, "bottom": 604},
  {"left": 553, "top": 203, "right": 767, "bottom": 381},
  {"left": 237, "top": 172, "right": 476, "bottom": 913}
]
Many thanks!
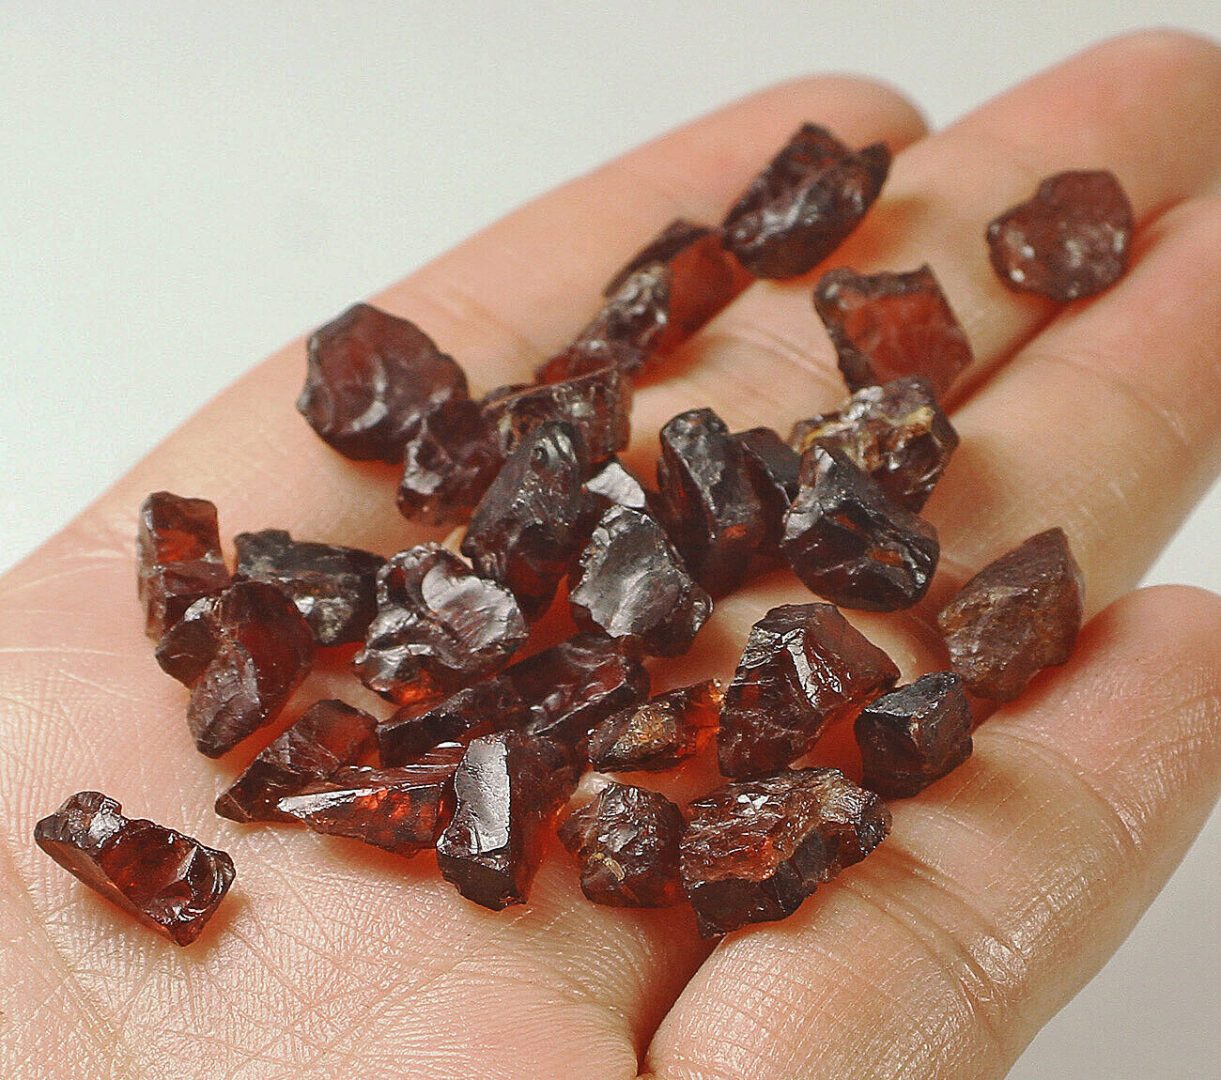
[{"left": 1, "top": 29, "right": 1219, "bottom": 1080}]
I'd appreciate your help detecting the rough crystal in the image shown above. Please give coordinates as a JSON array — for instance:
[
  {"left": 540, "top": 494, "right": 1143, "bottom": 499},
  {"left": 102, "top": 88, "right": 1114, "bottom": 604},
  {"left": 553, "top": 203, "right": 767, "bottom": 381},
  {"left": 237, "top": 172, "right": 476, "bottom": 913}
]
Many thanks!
[
  {"left": 533, "top": 338, "right": 646, "bottom": 385},
  {"left": 587, "top": 679, "right": 723, "bottom": 773},
  {"left": 734, "top": 427, "right": 802, "bottom": 549},
  {"left": 397, "top": 397, "right": 504, "bottom": 525}
]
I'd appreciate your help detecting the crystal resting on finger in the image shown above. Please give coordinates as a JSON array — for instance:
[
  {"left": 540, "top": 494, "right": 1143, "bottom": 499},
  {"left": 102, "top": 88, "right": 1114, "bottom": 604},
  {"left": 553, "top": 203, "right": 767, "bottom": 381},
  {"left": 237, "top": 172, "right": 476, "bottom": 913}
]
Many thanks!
[
  {"left": 397, "top": 397, "right": 504, "bottom": 525},
  {"left": 587, "top": 679, "right": 723, "bottom": 773},
  {"left": 733, "top": 427, "right": 802, "bottom": 550}
]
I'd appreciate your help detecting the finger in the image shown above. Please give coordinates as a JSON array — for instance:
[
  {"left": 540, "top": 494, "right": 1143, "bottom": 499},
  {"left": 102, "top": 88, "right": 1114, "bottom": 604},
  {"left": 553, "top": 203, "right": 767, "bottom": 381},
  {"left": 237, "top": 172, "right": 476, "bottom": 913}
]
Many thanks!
[{"left": 644, "top": 584, "right": 1221, "bottom": 1080}]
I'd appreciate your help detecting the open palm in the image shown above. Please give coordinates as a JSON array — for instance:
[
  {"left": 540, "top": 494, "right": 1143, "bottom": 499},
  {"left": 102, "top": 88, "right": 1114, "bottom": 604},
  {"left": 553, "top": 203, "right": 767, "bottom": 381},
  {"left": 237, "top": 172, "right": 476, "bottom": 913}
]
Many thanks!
[{"left": 2, "top": 31, "right": 1219, "bottom": 1080}]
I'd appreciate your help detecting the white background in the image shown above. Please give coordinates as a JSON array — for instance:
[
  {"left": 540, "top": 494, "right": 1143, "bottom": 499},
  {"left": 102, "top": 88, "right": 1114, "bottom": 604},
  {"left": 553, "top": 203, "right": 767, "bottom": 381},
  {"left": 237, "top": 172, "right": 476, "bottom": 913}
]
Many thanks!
[{"left": 2, "top": 3, "right": 1218, "bottom": 1077}]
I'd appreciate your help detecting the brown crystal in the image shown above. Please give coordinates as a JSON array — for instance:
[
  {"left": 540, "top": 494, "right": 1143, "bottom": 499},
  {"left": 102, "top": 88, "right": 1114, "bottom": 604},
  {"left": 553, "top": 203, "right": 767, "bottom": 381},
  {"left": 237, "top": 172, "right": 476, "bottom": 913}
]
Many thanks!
[
  {"left": 718, "top": 603, "right": 898, "bottom": 778},
  {"left": 587, "top": 679, "right": 722, "bottom": 773},
  {"left": 559, "top": 782, "right": 685, "bottom": 907},
  {"left": 136, "top": 492, "right": 230, "bottom": 641},
  {"left": 276, "top": 744, "right": 466, "bottom": 857},
  {"left": 814, "top": 265, "right": 973, "bottom": 398},
  {"left": 722, "top": 124, "right": 891, "bottom": 279},
  {"left": 986, "top": 170, "right": 1134, "bottom": 301},
  {"left": 781, "top": 446, "right": 940, "bottom": 611},
  {"left": 34, "top": 791, "right": 235, "bottom": 946},
  {"left": 155, "top": 581, "right": 315, "bottom": 757},
  {"left": 533, "top": 338, "right": 646, "bottom": 385},
  {"left": 297, "top": 302, "right": 469, "bottom": 462},
  {"left": 790, "top": 376, "right": 958, "bottom": 512},
  {"left": 215, "top": 699, "right": 379, "bottom": 822},
  {"left": 353, "top": 544, "right": 528, "bottom": 706},
  {"left": 937, "top": 528, "right": 1084, "bottom": 701},
  {"left": 436, "top": 731, "right": 576, "bottom": 910},
  {"left": 856, "top": 672, "right": 973, "bottom": 798},
  {"left": 680, "top": 767, "right": 890, "bottom": 936},
  {"left": 734, "top": 427, "right": 802, "bottom": 549},
  {"left": 233, "top": 529, "right": 383, "bottom": 647}
]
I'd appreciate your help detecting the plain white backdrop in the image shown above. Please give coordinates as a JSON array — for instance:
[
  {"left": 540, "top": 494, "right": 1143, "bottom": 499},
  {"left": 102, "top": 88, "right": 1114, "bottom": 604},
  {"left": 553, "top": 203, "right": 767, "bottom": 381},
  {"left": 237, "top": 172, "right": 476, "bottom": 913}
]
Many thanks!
[{"left": 2, "top": 4, "right": 1218, "bottom": 1077}]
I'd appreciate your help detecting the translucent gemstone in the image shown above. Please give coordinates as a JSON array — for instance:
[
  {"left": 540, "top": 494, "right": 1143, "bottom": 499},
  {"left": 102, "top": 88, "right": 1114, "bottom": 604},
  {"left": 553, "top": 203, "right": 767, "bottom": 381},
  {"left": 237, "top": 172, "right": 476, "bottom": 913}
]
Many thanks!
[
  {"left": 587, "top": 679, "right": 723, "bottom": 773},
  {"left": 733, "top": 427, "right": 802, "bottom": 549}
]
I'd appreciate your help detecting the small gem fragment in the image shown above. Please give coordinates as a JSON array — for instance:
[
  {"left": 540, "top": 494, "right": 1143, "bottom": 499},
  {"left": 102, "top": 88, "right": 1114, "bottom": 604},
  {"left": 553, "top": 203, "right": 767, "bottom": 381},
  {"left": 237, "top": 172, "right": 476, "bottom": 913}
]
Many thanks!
[
  {"left": 559, "top": 782, "right": 685, "bottom": 907},
  {"left": 718, "top": 603, "right": 898, "bottom": 778},
  {"left": 297, "top": 303, "right": 469, "bottom": 462},
  {"left": 734, "top": 427, "right": 802, "bottom": 549},
  {"left": 937, "top": 528, "right": 1084, "bottom": 701},
  {"left": 781, "top": 446, "right": 940, "bottom": 611},
  {"left": 680, "top": 767, "right": 890, "bottom": 937},
  {"left": 587, "top": 679, "right": 723, "bottom": 773},
  {"left": 215, "top": 699, "right": 379, "bottom": 822},
  {"left": 856, "top": 672, "right": 973, "bottom": 797},
  {"left": 397, "top": 397, "right": 504, "bottom": 525},
  {"left": 377, "top": 677, "right": 530, "bottom": 766},
  {"left": 34, "top": 791, "right": 235, "bottom": 946},
  {"left": 986, "top": 170, "right": 1134, "bottom": 301},
  {"left": 136, "top": 492, "right": 230, "bottom": 641},
  {"left": 354, "top": 544, "right": 528, "bottom": 706},
  {"left": 790, "top": 376, "right": 958, "bottom": 511},
  {"left": 813, "top": 265, "right": 973, "bottom": 397}
]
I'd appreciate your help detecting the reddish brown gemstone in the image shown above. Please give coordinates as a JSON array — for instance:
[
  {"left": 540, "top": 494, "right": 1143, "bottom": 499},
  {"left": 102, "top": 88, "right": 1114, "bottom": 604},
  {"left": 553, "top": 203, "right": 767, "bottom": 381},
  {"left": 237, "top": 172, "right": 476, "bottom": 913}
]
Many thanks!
[
  {"left": 571, "top": 457, "right": 654, "bottom": 567},
  {"left": 397, "top": 397, "right": 504, "bottom": 525},
  {"left": 155, "top": 581, "right": 314, "bottom": 757},
  {"left": 136, "top": 492, "right": 230, "bottom": 641},
  {"left": 462, "top": 421, "right": 587, "bottom": 619},
  {"left": 814, "top": 265, "right": 973, "bottom": 397},
  {"left": 297, "top": 302, "right": 468, "bottom": 461},
  {"left": 215, "top": 699, "right": 379, "bottom": 822},
  {"left": 353, "top": 544, "right": 528, "bottom": 706},
  {"left": 781, "top": 446, "right": 940, "bottom": 611},
  {"left": 656, "top": 408, "right": 768, "bottom": 596},
  {"left": 722, "top": 124, "right": 891, "bottom": 279},
  {"left": 233, "top": 529, "right": 383, "bottom": 647},
  {"left": 436, "top": 731, "right": 576, "bottom": 909},
  {"left": 986, "top": 170, "right": 1133, "bottom": 301},
  {"left": 790, "top": 376, "right": 959, "bottom": 512},
  {"left": 680, "top": 767, "right": 890, "bottom": 936},
  {"left": 34, "top": 791, "right": 235, "bottom": 946},
  {"left": 569, "top": 506, "right": 712, "bottom": 657},
  {"left": 734, "top": 427, "right": 802, "bottom": 549},
  {"left": 856, "top": 672, "right": 973, "bottom": 798},
  {"left": 276, "top": 744, "right": 466, "bottom": 857},
  {"left": 587, "top": 679, "right": 722, "bottom": 773},
  {"left": 718, "top": 603, "right": 898, "bottom": 777},
  {"left": 938, "top": 528, "right": 1084, "bottom": 701},
  {"left": 559, "top": 782, "right": 685, "bottom": 907},
  {"left": 534, "top": 339, "right": 647, "bottom": 384}
]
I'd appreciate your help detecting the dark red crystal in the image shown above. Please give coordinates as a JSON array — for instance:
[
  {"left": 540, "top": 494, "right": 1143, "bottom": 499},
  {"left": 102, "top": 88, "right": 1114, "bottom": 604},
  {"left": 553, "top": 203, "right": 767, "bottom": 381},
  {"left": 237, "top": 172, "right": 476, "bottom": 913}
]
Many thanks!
[
  {"left": 781, "top": 446, "right": 940, "bottom": 611},
  {"left": 856, "top": 672, "right": 973, "bottom": 798},
  {"left": 533, "top": 339, "right": 647, "bottom": 385},
  {"left": 34, "top": 791, "right": 235, "bottom": 946},
  {"left": 734, "top": 427, "right": 802, "bottom": 549},
  {"left": 718, "top": 603, "right": 898, "bottom": 778},
  {"left": 986, "top": 170, "right": 1134, "bottom": 301},
  {"left": 215, "top": 699, "right": 379, "bottom": 822},
  {"left": 680, "top": 767, "right": 890, "bottom": 937},
  {"left": 937, "top": 528, "right": 1084, "bottom": 701},
  {"left": 136, "top": 492, "right": 230, "bottom": 641},
  {"left": 559, "top": 782, "right": 685, "bottom": 908},
  {"left": 587, "top": 678, "right": 722, "bottom": 773},
  {"left": 397, "top": 397, "right": 504, "bottom": 525}
]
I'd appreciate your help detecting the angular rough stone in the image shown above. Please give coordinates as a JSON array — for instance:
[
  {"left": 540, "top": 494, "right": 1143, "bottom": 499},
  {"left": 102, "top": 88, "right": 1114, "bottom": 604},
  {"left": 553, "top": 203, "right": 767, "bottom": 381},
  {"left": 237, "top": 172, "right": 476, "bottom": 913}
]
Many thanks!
[
  {"left": 354, "top": 544, "right": 528, "bottom": 706},
  {"left": 276, "top": 744, "right": 466, "bottom": 857},
  {"left": 215, "top": 699, "right": 380, "bottom": 822},
  {"left": 938, "top": 528, "right": 1084, "bottom": 701},
  {"left": 734, "top": 427, "right": 802, "bottom": 549},
  {"left": 462, "top": 421, "right": 587, "bottom": 619},
  {"left": 790, "top": 376, "right": 959, "bottom": 512},
  {"left": 155, "top": 581, "right": 315, "bottom": 757},
  {"left": 436, "top": 731, "right": 576, "bottom": 910},
  {"left": 814, "top": 265, "right": 973, "bottom": 397},
  {"left": 397, "top": 397, "right": 504, "bottom": 525},
  {"left": 569, "top": 506, "right": 712, "bottom": 657},
  {"left": 718, "top": 603, "right": 898, "bottom": 777},
  {"left": 655, "top": 408, "right": 768, "bottom": 596},
  {"left": 297, "top": 302, "right": 469, "bottom": 462},
  {"left": 571, "top": 457, "right": 653, "bottom": 566},
  {"left": 986, "top": 170, "right": 1134, "bottom": 301},
  {"left": 559, "top": 782, "right": 685, "bottom": 907},
  {"left": 34, "top": 791, "right": 235, "bottom": 946},
  {"left": 722, "top": 125, "right": 891, "bottom": 279},
  {"left": 781, "top": 447, "right": 940, "bottom": 611},
  {"left": 233, "top": 529, "right": 383, "bottom": 647},
  {"left": 533, "top": 338, "right": 647, "bottom": 385},
  {"left": 856, "top": 672, "right": 973, "bottom": 798},
  {"left": 587, "top": 679, "right": 723, "bottom": 773},
  {"left": 136, "top": 491, "right": 230, "bottom": 641},
  {"left": 680, "top": 768, "right": 890, "bottom": 936}
]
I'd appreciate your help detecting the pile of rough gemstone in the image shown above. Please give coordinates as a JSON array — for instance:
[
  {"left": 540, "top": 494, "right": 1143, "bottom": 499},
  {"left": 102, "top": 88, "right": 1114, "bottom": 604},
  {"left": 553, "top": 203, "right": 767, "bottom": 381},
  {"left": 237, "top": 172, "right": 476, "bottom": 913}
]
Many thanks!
[{"left": 37, "top": 126, "right": 1128, "bottom": 945}]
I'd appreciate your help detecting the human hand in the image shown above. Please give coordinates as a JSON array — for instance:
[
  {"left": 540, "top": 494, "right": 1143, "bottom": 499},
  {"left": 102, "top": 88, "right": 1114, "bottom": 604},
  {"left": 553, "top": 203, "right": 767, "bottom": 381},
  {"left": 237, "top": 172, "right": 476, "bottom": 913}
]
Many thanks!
[{"left": 1, "top": 29, "right": 1218, "bottom": 1080}]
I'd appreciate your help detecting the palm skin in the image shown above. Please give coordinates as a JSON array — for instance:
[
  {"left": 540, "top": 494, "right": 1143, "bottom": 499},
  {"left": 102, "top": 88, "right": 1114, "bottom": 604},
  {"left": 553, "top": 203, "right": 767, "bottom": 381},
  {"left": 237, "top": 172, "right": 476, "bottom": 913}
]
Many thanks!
[{"left": 1, "top": 29, "right": 1219, "bottom": 1080}]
